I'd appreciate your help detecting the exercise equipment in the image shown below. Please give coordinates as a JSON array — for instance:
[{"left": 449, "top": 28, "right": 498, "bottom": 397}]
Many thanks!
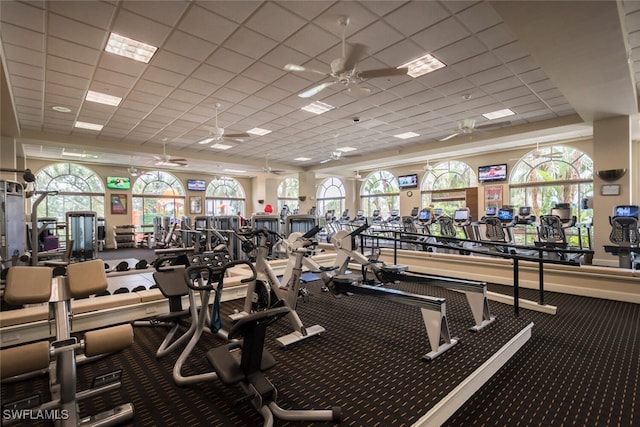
[
  {"left": 207, "top": 305, "right": 342, "bottom": 426},
  {"left": 605, "top": 205, "right": 640, "bottom": 269},
  {"left": 284, "top": 214, "right": 316, "bottom": 237},
  {"left": 332, "top": 224, "right": 495, "bottom": 332},
  {"left": 0, "top": 260, "right": 134, "bottom": 426},
  {"left": 0, "top": 180, "right": 25, "bottom": 269},
  {"left": 66, "top": 211, "right": 98, "bottom": 261},
  {"left": 231, "top": 228, "right": 326, "bottom": 347}
]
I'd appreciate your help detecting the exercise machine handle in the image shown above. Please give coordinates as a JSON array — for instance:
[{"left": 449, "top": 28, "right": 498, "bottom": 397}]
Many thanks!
[
  {"left": 184, "top": 260, "right": 257, "bottom": 291},
  {"left": 349, "top": 223, "right": 370, "bottom": 237},
  {"left": 302, "top": 225, "right": 322, "bottom": 239}
]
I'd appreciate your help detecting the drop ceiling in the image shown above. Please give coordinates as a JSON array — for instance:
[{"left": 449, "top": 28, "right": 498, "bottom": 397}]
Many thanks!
[{"left": 1, "top": 0, "right": 638, "bottom": 177}]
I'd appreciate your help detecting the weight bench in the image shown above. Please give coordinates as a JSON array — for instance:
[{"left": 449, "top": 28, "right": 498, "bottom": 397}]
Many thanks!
[
  {"left": 0, "top": 261, "right": 134, "bottom": 426},
  {"left": 207, "top": 304, "right": 342, "bottom": 426},
  {"left": 332, "top": 274, "right": 459, "bottom": 360}
]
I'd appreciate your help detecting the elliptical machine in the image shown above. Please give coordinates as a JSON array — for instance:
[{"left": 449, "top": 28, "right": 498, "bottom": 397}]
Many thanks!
[{"left": 232, "top": 227, "right": 326, "bottom": 347}]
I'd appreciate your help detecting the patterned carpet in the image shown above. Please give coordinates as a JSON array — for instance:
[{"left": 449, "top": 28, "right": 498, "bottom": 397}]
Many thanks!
[{"left": 1, "top": 278, "right": 638, "bottom": 426}]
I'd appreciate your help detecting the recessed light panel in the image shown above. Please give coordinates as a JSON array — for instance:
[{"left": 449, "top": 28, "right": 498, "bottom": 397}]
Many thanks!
[
  {"left": 294, "top": 157, "right": 311, "bottom": 161},
  {"left": 105, "top": 33, "right": 158, "bottom": 63},
  {"left": 399, "top": 53, "right": 446, "bottom": 78},
  {"left": 211, "top": 143, "right": 232, "bottom": 150},
  {"left": 301, "top": 101, "right": 334, "bottom": 114},
  {"left": 198, "top": 137, "right": 215, "bottom": 145},
  {"left": 393, "top": 132, "right": 420, "bottom": 140},
  {"left": 247, "top": 128, "right": 272, "bottom": 136},
  {"left": 86, "top": 90, "right": 122, "bottom": 106},
  {"left": 74, "top": 121, "right": 103, "bottom": 131},
  {"left": 337, "top": 147, "right": 356, "bottom": 153},
  {"left": 482, "top": 109, "right": 515, "bottom": 120}
]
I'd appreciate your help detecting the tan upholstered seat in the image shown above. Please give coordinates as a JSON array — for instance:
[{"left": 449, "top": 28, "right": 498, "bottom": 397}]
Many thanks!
[
  {"left": 5, "top": 266, "right": 52, "bottom": 305},
  {"left": 66, "top": 259, "right": 108, "bottom": 298}
]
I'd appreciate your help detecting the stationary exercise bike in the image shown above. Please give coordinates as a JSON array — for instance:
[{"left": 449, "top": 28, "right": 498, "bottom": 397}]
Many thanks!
[{"left": 232, "top": 227, "right": 326, "bottom": 347}]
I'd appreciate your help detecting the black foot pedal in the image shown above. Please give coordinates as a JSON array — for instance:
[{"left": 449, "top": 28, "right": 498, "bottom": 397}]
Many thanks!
[
  {"left": 2, "top": 393, "right": 42, "bottom": 412},
  {"left": 272, "top": 376, "right": 293, "bottom": 388},
  {"left": 92, "top": 369, "right": 123, "bottom": 388}
]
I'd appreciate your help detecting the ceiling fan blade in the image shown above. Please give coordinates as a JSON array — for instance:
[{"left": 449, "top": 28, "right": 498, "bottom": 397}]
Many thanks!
[
  {"left": 298, "top": 81, "right": 336, "bottom": 98},
  {"left": 475, "top": 120, "right": 512, "bottom": 131},
  {"left": 357, "top": 67, "right": 408, "bottom": 79},
  {"left": 343, "top": 43, "right": 366, "bottom": 72},
  {"left": 439, "top": 132, "right": 461, "bottom": 141},
  {"left": 224, "top": 132, "right": 251, "bottom": 138},
  {"left": 284, "top": 64, "right": 328, "bottom": 76}
]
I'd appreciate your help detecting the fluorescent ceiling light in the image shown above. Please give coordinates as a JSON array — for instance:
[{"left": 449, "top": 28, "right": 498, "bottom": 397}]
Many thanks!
[
  {"left": 482, "top": 108, "right": 515, "bottom": 120},
  {"left": 52, "top": 106, "right": 71, "bottom": 113},
  {"left": 247, "top": 127, "right": 272, "bottom": 136},
  {"left": 399, "top": 53, "right": 446, "bottom": 78},
  {"left": 61, "top": 149, "right": 98, "bottom": 159},
  {"left": 301, "top": 101, "right": 334, "bottom": 114},
  {"left": 86, "top": 90, "right": 122, "bottom": 106},
  {"left": 294, "top": 157, "right": 311, "bottom": 161},
  {"left": 223, "top": 169, "right": 246, "bottom": 173},
  {"left": 337, "top": 147, "right": 356, "bottom": 153},
  {"left": 211, "top": 143, "right": 232, "bottom": 150},
  {"left": 74, "top": 121, "right": 103, "bottom": 131},
  {"left": 155, "top": 161, "right": 182, "bottom": 167},
  {"left": 105, "top": 33, "right": 157, "bottom": 63},
  {"left": 198, "top": 137, "right": 215, "bottom": 145},
  {"left": 393, "top": 132, "right": 420, "bottom": 140}
]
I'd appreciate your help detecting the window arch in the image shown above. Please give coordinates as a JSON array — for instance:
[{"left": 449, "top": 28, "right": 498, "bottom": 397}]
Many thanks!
[
  {"left": 420, "top": 160, "right": 476, "bottom": 217},
  {"left": 277, "top": 177, "right": 299, "bottom": 215},
  {"left": 131, "top": 170, "right": 185, "bottom": 227},
  {"left": 316, "top": 176, "right": 345, "bottom": 216},
  {"left": 34, "top": 163, "right": 105, "bottom": 220},
  {"left": 360, "top": 170, "right": 399, "bottom": 217},
  {"left": 205, "top": 177, "right": 246, "bottom": 216},
  {"left": 509, "top": 145, "right": 593, "bottom": 225}
]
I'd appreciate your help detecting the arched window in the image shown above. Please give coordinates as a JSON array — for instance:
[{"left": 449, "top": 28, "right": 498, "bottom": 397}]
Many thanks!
[
  {"left": 34, "top": 163, "right": 105, "bottom": 220},
  {"left": 510, "top": 145, "right": 593, "bottom": 226},
  {"left": 420, "top": 160, "right": 476, "bottom": 217},
  {"left": 205, "top": 177, "right": 245, "bottom": 216},
  {"left": 316, "top": 177, "right": 345, "bottom": 216},
  {"left": 277, "top": 177, "right": 299, "bottom": 215},
  {"left": 360, "top": 170, "right": 399, "bottom": 217},
  {"left": 131, "top": 171, "right": 185, "bottom": 227}
]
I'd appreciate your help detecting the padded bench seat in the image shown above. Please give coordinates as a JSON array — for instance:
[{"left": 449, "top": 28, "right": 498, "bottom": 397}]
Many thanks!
[
  {"left": 135, "top": 288, "right": 164, "bottom": 302},
  {"left": 72, "top": 292, "right": 141, "bottom": 314},
  {"left": 0, "top": 305, "right": 49, "bottom": 328}
]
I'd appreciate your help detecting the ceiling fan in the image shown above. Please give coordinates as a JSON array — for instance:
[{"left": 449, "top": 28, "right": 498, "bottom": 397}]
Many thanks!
[
  {"left": 345, "top": 170, "right": 366, "bottom": 181},
  {"left": 127, "top": 166, "right": 142, "bottom": 176},
  {"left": 512, "top": 141, "right": 563, "bottom": 161},
  {"left": 283, "top": 16, "right": 408, "bottom": 98},
  {"left": 319, "top": 133, "right": 351, "bottom": 164},
  {"left": 154, "top": 139, "right": 187, "bottom": 167},
  {"left": 411, "top": 160, "right": 448, "bottom": 172},
  {"left": 200, "top": 103, "right": 250, "bottom": 145},
  {"left": 439, "top": 118, "right": 512, "bottom": 141},
  {"left": 263, "top": 154, "right": 284, "bottom": 175}
]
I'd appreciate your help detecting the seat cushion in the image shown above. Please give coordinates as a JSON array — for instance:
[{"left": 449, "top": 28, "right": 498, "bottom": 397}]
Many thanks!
[{"left": 207, "top": 341, "right": 276, "bottom": 385}]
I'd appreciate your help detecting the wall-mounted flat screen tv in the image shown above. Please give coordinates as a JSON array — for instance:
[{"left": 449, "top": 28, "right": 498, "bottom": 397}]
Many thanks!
[
  {"left": 478, "top": 164, "right": 507, "bottom": 182},
  {"left": 187, "top": 179, "right": 206, "bottom": 191},
  {"left": 106, "top": 176, "right": 130, "bottom": 190},
  {"left": 398, "top": 173, "right": 418, "bottom": 188}
]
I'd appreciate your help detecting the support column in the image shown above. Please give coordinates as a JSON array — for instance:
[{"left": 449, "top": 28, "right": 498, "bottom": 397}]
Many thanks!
[
  {"left": 591, "top": 115, "right": 633, "bottom": 266},
  {"left": 297, "top": 171, "right": 316, "bottom": 214},
  {"left": 0, "top": 136, "right": 18, "bottom": 181}
]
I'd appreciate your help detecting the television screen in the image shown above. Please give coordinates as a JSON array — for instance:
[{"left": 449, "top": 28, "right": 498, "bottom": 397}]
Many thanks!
[
  {"left": 486, "top": 207, "right": 497, "bottom": 216},
  {"left": 498, "top": 208, "right": 514, "bottom": 222},
  {"left": 398, "top": 174, "right": 418, "bottom": 188},
  {"left": 418, "top": 210, "right": 431, "bottom": 221},
  {"left": 519, "top": 206, "right": 531, "bottom": 216},
  {"left": 106, "top": 176, "right": 130, "bottom": 190},
  {"left": 615, "top": 205, "right": 639, "bottom": 218},
  {"left": 434, "top": 208, "right": 443, "bottom": 216},
  {"left": 356, "top": 210, "right": 363, "bottom": 216},
  {"left": 187, "top": 179, "right": 206, "bottom": 191},
  {"left": 454, "top": 209, "right": 469, "bottom": 221},
  {"left": 478, "top": 164, "right": 507, "bottom": 182}
]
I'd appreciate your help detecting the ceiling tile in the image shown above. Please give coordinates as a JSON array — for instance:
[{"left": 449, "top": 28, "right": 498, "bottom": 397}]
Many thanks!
[
  {"left": 0, "top": 23, "right": 45, "bottom": 51},
  {"left": 47, "top": 37, "right": 101, "bottom": 65},
  {"left": 245, "top": 2, "right": 307, "bottom": 41},
  {"left": 134, "top": 79, "right": 174, "bottom": 97},
  {"left": 163, "top": 30, "right": 218, "bottom": 62},
  {"left": 411, "top": 17, "right": 470, "bottom": 53},
  {"left": 178, "top": 4, "right": 237, "bottom": 44},
  {"left": 283, "top": 23, "right": 339, "bottom": 58},
  {"left": 121, "top": 0, "right": 190, "bottom": 26},
  {"left": 152, "top": 50, "right": 200, "bottom": 76},
  {"left": 385, "top": 1, "right": 450, "bottom": 37},
  {"left": 98, "top": 53, "right": 147, "bottom": 77},
  {"left": 48, "top": 13, "right": 105, "bottom": 49},
  {"left": 456, "top": 1, "right": 503, "bottom": 33},
  {"left": 111, "top": 9, "right": 172, "bottom": 47},
  {"left": 142, "top": 66, "right": 185, "bottom": 87},
  {"left": 224, "top": 27, "right": 279, "bottom": 59},
  {"left": 7, "top": 60, "right": 43, "bottom": 80},
  {"left": 93, "top": 68, "right": 137, "bottom": 88},
  {"left": 206, "top": 47, "right": 254, "bottom": 73},
  {"left": 49, "top": 0, "right": 115, "bottom": 29},
  {"left": 47, "top": 55, "right": 94, "bottom": 79},
  {"left": 46, "top": 70, "right": 88, "bottom": 89},
  {"left": 0, "top": 1, "right": 44, "bottom": 33},
  {"left": 192, "top": 63, "right": 235, "bottom": 86},
  {"left": 197, "top": 1, "right": 262, "bottom": 24}
]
